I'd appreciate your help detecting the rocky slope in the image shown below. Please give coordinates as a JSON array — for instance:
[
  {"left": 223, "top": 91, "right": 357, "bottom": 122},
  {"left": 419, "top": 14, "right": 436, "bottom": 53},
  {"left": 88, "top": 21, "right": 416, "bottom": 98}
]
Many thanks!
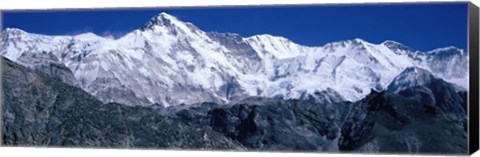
[
  {"left": 387, "top": 67, "right": 467, "bottom": 115},
  {"left": 2, "top": 56, "right": 468, "bottom": 154},
  {"left": 1, "top": 57, "right": 244, "bottom": 149}
]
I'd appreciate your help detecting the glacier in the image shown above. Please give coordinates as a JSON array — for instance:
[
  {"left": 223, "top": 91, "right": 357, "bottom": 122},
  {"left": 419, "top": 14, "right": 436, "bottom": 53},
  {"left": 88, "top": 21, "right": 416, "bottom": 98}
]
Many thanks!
[{"left": 0, "top": 12, "right": 469, "bottom": 107}]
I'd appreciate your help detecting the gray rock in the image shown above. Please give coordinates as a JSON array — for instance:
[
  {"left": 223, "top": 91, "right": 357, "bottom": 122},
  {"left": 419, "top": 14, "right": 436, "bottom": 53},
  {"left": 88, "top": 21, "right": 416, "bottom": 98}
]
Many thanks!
[
  {"left": 1, "top": 57, "right": 468, "bottom": 154},
  {"left": 1, "top": 57, "right": 244, "bottom": 150}
]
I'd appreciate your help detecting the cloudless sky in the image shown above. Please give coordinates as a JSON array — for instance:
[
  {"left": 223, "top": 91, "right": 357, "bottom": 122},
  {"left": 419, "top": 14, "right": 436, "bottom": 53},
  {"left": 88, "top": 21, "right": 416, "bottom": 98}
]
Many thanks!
[{"left": 2, "top": 2, "right": 468, "bottom": 51}]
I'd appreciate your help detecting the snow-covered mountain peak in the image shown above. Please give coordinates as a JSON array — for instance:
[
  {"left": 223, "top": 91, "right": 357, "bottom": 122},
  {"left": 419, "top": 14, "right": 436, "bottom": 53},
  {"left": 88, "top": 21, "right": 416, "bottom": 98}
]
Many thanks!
[
  {"left": 380, "top": 40, "right": 420, "bottom": 56},
  {"left": 247, "top": 34, "right": 292, "bottom": 43},
  {"left": 245, "top": 34, "right": 312, "bottom": 59},
  {"left": 136, "top": 12, "right": 208, "bottom": 44},
  {"left": 352, "top": 38, "right": 366, "bottom": 43},
  {"left": 140, "top": 12, "right": 200, "bottom": 33},
  {"left": 348, "top": 38, "right": 372, "bottom": 48},
  {"left": 157, "top": 12, "right": 176, "bottom": 19},
  {"left": 73, "top": 32, "right": 107, "bottom": 41},
  {"left": 145, "top": 12, "right": 179, "bottom": 26},
  {"left": 387, "top": 67, "right": 436, "bottom": 93},
  {"left": 428, "top": 46, "right": 461, "bottom": 51},
  {"left": 381, "top": 40, "right": 401, "bottom": 45},
  {"left": 322, "top": 38, "right": 371, "bottom": 49},
  {"left": 427, "top": 46, "right": 465, "bottom": 55},
  {"left": 3, "top": 27, "right": 27, "bottom": 35},
  {"left": 321, "top": 40, "right": 351, "bottom": 50},
  {"left": 381, "top": 40, "right": 411, "bottom": 50},
  {"left": 2, "top": 27, "right": 37, "bottom": 40}
]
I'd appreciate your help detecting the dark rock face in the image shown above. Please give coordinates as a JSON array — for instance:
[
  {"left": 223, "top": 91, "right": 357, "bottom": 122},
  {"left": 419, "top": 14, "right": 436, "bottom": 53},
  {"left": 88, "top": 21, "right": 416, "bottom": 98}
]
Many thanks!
[
  {"left": 172, "top": 98, "right": 349, "bottom": 151},
  {"left": 1, "top": 57, "right": 468, "bottom": 154},
  {"left": 298, "top": 88, "right": 346, "bottom": 104},
  {"left": 338, "top": 90, "right": 467, "bottom": 154},
  {"left": 387, "top": 67, "right": 467, "bottom": 115},
  {"left": 1, "top": 57, "right": 243, "bottom": 149},
  {"left": 168, "top": 89, "right": 468, "bottom": 154},
  {"left": 396, "top": 79, "right": 467, "bottom": 115}
]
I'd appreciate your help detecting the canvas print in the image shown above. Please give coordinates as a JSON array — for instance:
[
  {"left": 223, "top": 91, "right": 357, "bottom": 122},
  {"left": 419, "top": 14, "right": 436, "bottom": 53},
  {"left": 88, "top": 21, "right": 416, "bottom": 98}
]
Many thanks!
[{"left": 0, "top": 2, "right": 475, "bottom": 155}]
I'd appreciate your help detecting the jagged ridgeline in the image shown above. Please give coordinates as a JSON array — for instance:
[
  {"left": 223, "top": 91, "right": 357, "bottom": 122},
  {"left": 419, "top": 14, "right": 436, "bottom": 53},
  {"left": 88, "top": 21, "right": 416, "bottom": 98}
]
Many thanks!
[
  {"left": 1, "top": 13, "right": 468, "bottom": 107},
  {"left": 1, "top": 12, "right": 469, "bottom": 154}
]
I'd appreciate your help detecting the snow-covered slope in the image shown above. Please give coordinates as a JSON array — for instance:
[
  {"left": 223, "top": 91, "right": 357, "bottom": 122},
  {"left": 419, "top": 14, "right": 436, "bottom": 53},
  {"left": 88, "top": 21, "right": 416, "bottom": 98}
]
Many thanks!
[
  {"left": 0, "top": 12, "right": 469, "bottom": 107},
  {"left": 383, "top": 41, "right": 469, "bottom": 89},
  {"left": 387, "top": 67, "right": 437, "bottom": 93}
]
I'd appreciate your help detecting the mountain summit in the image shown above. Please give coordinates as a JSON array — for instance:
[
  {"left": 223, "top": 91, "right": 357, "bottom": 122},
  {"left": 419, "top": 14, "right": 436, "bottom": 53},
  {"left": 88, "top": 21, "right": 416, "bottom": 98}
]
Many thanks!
[
  {"left": 0, "top": 12, "right": 469, "bottom": 107},
  {"left": 142, "top": 12, "right": 184, "bottom": 29}
]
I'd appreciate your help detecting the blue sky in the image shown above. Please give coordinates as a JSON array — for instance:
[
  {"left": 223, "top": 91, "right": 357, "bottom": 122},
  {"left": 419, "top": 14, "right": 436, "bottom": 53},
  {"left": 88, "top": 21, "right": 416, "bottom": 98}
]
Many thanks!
[{"left": 2, "top": 2, "right": 468, "bottom": 51}]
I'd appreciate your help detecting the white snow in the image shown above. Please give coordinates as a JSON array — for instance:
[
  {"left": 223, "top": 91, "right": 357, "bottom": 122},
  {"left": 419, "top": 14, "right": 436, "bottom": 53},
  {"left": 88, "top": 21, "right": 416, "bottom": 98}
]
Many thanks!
[{"left": 1, "top": 12, "right": 470, "bottom": 107}]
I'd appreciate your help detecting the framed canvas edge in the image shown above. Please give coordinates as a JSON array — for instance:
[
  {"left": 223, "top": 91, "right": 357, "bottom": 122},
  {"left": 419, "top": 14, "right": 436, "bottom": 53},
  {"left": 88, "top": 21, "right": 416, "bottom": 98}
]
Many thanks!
[
  {"left": 468, "top": 1, "right": 480, "bottom": 155},
  {"left": 0, "top": 1, "right": 476, "bottom": 156}
]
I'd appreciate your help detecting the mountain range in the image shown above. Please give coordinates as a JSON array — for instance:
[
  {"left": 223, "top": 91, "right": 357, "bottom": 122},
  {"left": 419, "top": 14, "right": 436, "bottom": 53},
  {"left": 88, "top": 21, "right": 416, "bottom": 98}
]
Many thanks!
[
  {"left": 0, "top": 12, "right": 469, "bottom": 108},
  {"left": 1, "top": 55, "right": 468, "bottom": 153},
  {"left": 1, "top": 12, "right": 470, "bottom": 154}
]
